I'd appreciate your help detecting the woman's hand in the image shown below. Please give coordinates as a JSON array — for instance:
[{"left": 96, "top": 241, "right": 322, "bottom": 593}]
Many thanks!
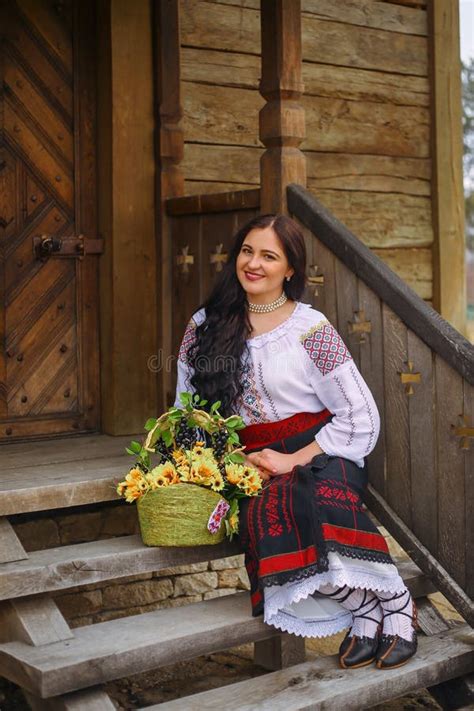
[{"left": 244, "top": 449, "right": 296, "bottom": 481}]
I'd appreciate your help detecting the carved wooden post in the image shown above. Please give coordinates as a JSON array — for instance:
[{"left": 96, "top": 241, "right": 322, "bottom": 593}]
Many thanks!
[
  {"left": 153, "top": 0, "right": 185, "bottom": 410},
  {"left": 259, "top": 0, "right": 306, "bottom": 214}
]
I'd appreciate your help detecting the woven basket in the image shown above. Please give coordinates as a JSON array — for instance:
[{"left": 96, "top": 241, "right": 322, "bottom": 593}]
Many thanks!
[{"left": 137, "top": 483, "right": 227, "bottom": 546}]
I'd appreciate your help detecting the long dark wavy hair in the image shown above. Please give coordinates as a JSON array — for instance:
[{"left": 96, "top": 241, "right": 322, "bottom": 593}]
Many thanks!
[{"left": 188, "top": 214, "right": 307, "bottom": 416}]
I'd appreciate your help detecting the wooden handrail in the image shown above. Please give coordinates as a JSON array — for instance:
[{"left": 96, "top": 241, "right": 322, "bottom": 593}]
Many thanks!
[
  {"left": 166, "top": 188, "right": 260, "bottom": 216},
  {"left": 287, "top": 184, "right": 474, "bottom": 386}
]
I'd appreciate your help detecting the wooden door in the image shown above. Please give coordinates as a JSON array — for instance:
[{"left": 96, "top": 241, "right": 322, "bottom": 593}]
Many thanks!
[{"left": 0, "top": 0, "right": 100, "bottom": 440}]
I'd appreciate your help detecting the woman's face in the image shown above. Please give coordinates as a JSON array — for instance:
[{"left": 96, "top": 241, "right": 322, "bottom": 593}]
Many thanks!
[{"left": 235, "top": 226, "right": 294, "bottom": 301}]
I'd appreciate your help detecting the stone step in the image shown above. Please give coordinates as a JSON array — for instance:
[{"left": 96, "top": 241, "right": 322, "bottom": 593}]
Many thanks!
[
  {"left": 144, "top": 625, "right": 474, "bottom": 711},
  {"left": 0, "top": 535, "right": 240, "bottom": 600},
  {"left": 0, "top": 593, "right": 276, "bottom": 698}
]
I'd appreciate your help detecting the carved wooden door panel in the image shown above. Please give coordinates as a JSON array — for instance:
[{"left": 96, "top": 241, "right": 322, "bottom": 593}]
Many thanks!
[{"left": 0, "top": 0, "right": 100, "bottom": 440}]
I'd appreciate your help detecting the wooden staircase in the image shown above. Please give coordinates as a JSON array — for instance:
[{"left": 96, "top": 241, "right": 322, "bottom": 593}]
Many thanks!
[{"left": 0, "top": 435, "right": 473, "bottom": 709}]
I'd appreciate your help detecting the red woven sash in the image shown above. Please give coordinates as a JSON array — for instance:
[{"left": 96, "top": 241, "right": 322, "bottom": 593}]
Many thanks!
[{"left": 239, "top": 410, "right": 332, "bottom": 451}]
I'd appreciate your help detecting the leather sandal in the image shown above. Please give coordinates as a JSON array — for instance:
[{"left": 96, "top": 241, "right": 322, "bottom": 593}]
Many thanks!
[
  {"left": 375, "top": 598, "right": 420, "bottom": 670},
  {"left": 338, "top": 593, "right": 383, "bottom": 670},
  {"left": 339, "top": 624, "right": 382, "bottom": 669}
]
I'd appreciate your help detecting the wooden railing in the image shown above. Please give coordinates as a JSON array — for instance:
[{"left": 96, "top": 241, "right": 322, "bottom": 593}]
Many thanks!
[{"left": 288, "top": 183, "right": 474, "bottom": 624}]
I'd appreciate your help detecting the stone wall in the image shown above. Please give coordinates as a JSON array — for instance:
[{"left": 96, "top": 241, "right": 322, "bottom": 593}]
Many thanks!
[{"left": 11, "top": 501, "right": 250, "bottom": 628}]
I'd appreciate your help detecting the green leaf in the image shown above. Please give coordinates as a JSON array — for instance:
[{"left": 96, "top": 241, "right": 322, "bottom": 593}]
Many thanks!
[
  {"left": 199, "top": 399, "right": 208, "bottom": 406},
  {"left": 179, "top": 392, "right": 192, "bottom": 406},
  {"left": 128, "top": 441, "right": 142, "bottom": 454},
  {"left": 144, "top": 418, "right": 157, "bottom": 432},
  {"left": 210, "top": 400, "right": 221, "bottom": 413},
  {"left": 162, "top": 430, "right": 173, "bottom": 447},
  {"left": 228, "top": 452, "right": 245, "bottom": 463},
  {"left": 125, "top": 447, "right": 137, "bottom": 456},
  {"left": 229, "top": 432, "right": 239, "bottom": 444},
  {"left": 224, "top": 415, "right": 242, "bottom": 428}
]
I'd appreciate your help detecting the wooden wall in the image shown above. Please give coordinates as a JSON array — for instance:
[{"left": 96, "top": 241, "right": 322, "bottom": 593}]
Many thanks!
[{"left": 179, "top": 0, "right": 434, "bottom": 302}]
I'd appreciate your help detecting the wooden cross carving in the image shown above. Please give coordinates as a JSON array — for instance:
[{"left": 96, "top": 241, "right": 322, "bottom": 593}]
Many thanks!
[
  {"left": 398, "top": 360, "right": 421, "bottom": 396},
  {"left": 348, "top": 309, "right": 372, "bottom": 344},
  {"left": 307, "top": 265, "right": 324, "bottom": 296},
  {"left": 209, "top": 243, "right": 228, "bottom": 272},
  {"left": 176, "top": 246, "right": 194, "bottom": 274},
  {"left": 451, "top": 414, "right": 474, "bottom": 451}
]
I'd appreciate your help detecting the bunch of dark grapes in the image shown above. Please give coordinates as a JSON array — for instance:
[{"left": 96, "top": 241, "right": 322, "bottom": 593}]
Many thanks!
[
  {"left": 175, "top": 418, "right": 197, "bottom": 449},
  {"left": 212, "top": 428, "right": 228, "bottom": 460},
  {"left": 155, "top": 439, "right": 171, "bottom": 461}
]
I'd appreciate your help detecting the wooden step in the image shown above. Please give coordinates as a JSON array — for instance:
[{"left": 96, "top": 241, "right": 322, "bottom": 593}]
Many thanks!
[
  {"left": 0, "top": 527, "right": 434, "bottom": 601},
  {"left": 0, "top": 593, "right": 278, "bottom": 698},
  {"left": 145, "top": 625, "right": 474, "bottom": 711},
  {"left": 0, "top": 536, "right": 240, "bottom": 600},
  {"left": 0, "top": 557, "right": 439, "bottom": 699},
  {"left": 0, "top": 434, "right": 133, "bottom": 516}
]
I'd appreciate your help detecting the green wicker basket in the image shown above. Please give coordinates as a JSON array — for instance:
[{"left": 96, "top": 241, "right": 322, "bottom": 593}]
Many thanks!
[{"left": 137, "top": 483, "right": 227, "bottom": 546}]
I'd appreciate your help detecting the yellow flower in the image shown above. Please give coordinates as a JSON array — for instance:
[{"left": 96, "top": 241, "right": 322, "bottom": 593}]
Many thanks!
[
  {"left": 242, "top": 470, "right": 262, "bottom": 496},
  {"left": 210, "top": 471, "right": 225, "bottom": 492},
  {"left": 228, "top": 512, "right": 239, "bottom": 533},
  {"left": 225, "top": 463, "right": 245, "bottom": 486},
  {"left": 149, "top": 462, "right": 180, "bottom": 487}
]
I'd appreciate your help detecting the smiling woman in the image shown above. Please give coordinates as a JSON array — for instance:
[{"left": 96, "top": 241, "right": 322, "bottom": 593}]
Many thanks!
[{"left": 174, "top": 214, "right": 419, "bottom": 671}]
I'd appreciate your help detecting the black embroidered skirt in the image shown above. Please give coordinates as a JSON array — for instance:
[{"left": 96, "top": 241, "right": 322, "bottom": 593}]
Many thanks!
[{"left": 238, "top": 411, "right": 405, "bottom": 638}]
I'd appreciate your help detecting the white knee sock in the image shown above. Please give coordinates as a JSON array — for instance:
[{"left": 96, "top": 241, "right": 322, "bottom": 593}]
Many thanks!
[
  {"left": 317, "top": 583, "right": 382, "bottom": 639},
  {"left": 376, "top": 588, "right": 415, "bottom": 642}
]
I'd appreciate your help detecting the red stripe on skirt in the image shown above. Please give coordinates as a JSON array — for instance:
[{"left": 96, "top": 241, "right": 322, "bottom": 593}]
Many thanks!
[
  {"left": 240, "top": 410, "right": 332, "bottom": 451},
  {"left": 322, "top": 523, "right": 389, "bottom": 553},
  {"left": 259, "top": 546, "right": 318, "bottom": 577}
]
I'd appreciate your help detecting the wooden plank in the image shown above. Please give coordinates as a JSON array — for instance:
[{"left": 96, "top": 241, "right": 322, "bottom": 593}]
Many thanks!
[
  {"left": 0, "top": 456, "right": 126, "bottom": 516},
  {"left": 435, "top": 356, "right": 466, "bottom": 590},
  {"left": 382, "top": 303, "right": 411, "bottom": 526},
  {"left": 181, "top": 47, "right": 430, "bottom": 107},
  {"left": 306, "top": 234, "right": 338, "bottom": 326},
  {"left": 180, "top": 1, "right": 428, "bottom": 75},
  {"left": 287, "top": 185, "right": 474, "bottom": 386},
  {"left": 213, "top": 0, "right": 428, "bottom": 35},
  {"left": 0, "top": 596, "right": 73, "bottom": 645},
  {"left": 0, "top": 593, "right": 279, "bottom": 697},
  {"left": 0, "top": 539, "right": 433, "bottom": 615},
  {"left": 166, "top": 189, "right": 260, "bottom": 216},
  {"left": 171, "top": 213, "right": 203, "bottom": 361},
  {"left": 464, "top": 379, "right": 474, "bottom": 600},
  {"left": 0, "top": 535, "right": 240, "bottom": 601},
  {"left": 408, "top": 331, "right": 437, "bottom": 554},
  {"left": 254, "top": 635, "right": 305, "bottom": 671},
  {"left": 372, "top": 248, "right": 432, "bottom": 301},
  {"left": 301, "top": 0, "right": 427, "bottom": 34},
  {"left": 151, "top": 625, "right": 474, "bottom": 711},
  {"left": 0, "top": 517, "right": 28, "bottom": 563},
  {"left": 312, "top": 190, "right": 432, "bottom": 249},
  {"left": 181, "top": 82, "right": 430, "bottom": 159},
  {"left": 334, "top": 260, "right": 360, "bottom": 367},
  {"left": 182, "top": 144, "right": 261, "bottom": 186},
  {"left": 365, "top": 484, "right": 474, "bottom": 627},
  {"left": 0, "top": 433, "right": 133, "bottom": 469},
  {"left": 307, "top": 154, "right": 431, "bottom": 196},
  {"left": 357, "top": 281, "right": 385, "bottom": 495},
  {"left": 416, "top": 597, "right": 452, "bottom": 636},
  {"left": 201, "top": 212, "right": 236, "bottom": 302},
  {"left": 430, "top": 0, "right": 466, "bottom": 333},
  {"left": 25, "top": 688, "right": 116, "bottom": 711}
]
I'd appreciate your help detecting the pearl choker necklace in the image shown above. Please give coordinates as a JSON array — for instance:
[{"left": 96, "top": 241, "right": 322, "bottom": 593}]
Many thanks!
[{"left": 247, "top": 292, "right": 288, "bottom": 313}]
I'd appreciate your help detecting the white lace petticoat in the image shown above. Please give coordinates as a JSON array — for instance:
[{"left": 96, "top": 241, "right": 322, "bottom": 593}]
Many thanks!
[{"left": 263, "top": 551, "right": 406, "bottom": 638}]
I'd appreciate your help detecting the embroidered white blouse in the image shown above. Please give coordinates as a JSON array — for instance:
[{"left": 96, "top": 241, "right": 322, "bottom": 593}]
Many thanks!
[{"left": 174, "top": 301, "right": 380, "bottom": 468}]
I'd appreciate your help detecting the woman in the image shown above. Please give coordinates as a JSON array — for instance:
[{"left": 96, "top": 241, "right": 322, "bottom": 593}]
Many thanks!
[{"left": 174, "top": 214, "right": 419, "bottom": 670}]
